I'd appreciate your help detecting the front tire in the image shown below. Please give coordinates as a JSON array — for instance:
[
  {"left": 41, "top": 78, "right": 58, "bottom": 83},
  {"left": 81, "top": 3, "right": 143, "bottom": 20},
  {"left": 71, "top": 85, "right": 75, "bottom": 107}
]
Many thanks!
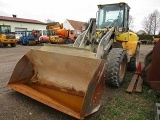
[
  {"left": 4, "top": 43, "right": 8, "bottom": 47},
  {"left": 10, "top": 43, "right": 16, "bottom": 47},
  {"left": 105, "top": 48, "right": 127, "bottom": 87},
  {"left": 128, "top": 44, "right": 140, "bottom": 71}
]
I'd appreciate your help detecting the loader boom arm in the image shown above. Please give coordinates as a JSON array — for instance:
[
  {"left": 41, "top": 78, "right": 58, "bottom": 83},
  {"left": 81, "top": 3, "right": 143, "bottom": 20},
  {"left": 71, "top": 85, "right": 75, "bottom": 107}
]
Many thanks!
[{"left": 73, "top": 18, "right": 97, "bottom": 48}]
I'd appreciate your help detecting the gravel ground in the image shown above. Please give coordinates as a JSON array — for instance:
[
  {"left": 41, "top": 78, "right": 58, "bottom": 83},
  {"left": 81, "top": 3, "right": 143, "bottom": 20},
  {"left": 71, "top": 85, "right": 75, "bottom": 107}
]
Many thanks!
[{"left": 0, "top": 44, "right": 154, "bottom": 120}]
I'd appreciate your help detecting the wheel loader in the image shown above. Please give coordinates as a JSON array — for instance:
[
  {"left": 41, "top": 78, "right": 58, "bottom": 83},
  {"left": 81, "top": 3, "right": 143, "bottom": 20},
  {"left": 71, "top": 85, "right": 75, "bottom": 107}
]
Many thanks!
[
  {"left": 46, "top": 22, "right": 76, "bottom": 44},
  {"left": 0, "top": 24, "right": 17, "bottom": 47},
  {"left": 8, "top": 2, "right": 140, "bottom": 120}
]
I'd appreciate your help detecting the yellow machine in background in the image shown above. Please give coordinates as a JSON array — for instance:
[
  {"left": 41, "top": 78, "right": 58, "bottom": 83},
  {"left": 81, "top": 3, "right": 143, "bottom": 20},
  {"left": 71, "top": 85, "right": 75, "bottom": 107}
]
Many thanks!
[
  {"left": 152, "top": 36, "right": 160, "bottom": 44},
  {"left": 46, "top": 22, "right": 76, "bottom": 43},
  {"left": 0, "top": 24, "right": 17, "bottom": 47},
  {"left": 8, "top": 2, "right": 140, "bottom": 120}
]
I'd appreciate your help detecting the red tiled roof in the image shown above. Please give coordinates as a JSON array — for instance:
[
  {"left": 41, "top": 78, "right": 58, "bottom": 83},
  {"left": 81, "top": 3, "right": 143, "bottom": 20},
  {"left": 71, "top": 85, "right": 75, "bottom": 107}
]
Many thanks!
[
  {"left": 0, "top": 16, "right": 46, "bottom": 25},
  {"left": 67, "top": 19, "right": 85, "bottom": 30}
]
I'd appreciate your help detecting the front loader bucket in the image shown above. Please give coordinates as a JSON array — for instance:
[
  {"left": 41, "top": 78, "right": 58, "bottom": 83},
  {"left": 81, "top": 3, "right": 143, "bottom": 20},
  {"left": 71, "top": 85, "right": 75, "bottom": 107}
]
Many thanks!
[
  {"left": 146, "top": 40, "right": 160, "bottom": 94},
  {"left": 8, "top": 45, "right": 105, "bottom": 119}
]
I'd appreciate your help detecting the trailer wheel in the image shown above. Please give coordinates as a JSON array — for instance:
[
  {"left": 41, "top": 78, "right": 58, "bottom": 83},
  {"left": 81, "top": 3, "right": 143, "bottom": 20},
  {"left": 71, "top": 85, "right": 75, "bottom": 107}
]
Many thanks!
[
  {"left": 105, "top": 48, "right": 127, "bottom": 87},
  {"left": 128, "top": 44, "right": 140, "bottom": 71}
]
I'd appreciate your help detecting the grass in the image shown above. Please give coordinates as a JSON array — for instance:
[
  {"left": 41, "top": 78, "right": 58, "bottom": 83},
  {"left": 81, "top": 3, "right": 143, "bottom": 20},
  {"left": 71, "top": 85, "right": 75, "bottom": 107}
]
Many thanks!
[{"left": 97, "top": 71, "right": 160, "bottom": 120}]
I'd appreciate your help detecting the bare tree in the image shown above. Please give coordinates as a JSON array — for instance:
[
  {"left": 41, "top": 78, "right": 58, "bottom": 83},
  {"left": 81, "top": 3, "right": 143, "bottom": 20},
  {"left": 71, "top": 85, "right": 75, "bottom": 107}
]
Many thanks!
[
  {"left": 45, "top": 19, "right": 55, "bottom": 23},
  {"left": 142, "top": 10, "right": 160, "bottom": 35},
  {"left": 151, "top": 10, "right": 160, "bottom": 35},
  {"left": 129, "top": 15, "right": 134, "bottom": 29},
  {"left": 142, "top": 14, "right": 154, "bottom": 35}
]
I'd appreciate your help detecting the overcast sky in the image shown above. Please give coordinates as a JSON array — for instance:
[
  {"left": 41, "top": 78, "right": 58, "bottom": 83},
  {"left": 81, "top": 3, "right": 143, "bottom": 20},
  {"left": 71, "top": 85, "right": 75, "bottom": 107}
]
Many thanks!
[{"left": 0, "top": 0, "right": 160, "bottom": 32}]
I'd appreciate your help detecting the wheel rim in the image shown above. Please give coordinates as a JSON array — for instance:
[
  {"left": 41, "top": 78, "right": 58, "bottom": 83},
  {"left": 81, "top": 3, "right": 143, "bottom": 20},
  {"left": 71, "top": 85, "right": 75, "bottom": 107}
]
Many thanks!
[{"left": 119, "top": 57, "right": 127, "bottom": 81}]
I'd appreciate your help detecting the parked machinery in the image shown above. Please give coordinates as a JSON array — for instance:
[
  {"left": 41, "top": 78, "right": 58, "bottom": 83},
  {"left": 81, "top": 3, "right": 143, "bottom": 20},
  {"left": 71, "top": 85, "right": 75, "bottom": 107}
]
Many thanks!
[
  {"left": 0, "top": 24, "right": 17, "bottom": 47},
  {"left": 152, "top": 36, "right": 160, "bottom": 44},
  {"left": 38, "top": 29, "right": 49, "bottom": 43},
  {"left": 8, "top": 2, "right": 140, "bottom": 119},
  {"left": 20, "top": 30, "right": 49, "bottom": 45},
  {"left": 46, "top": 22, "right": 76, "bottom": 44},
  {"left": 20, "top": 30, "right": 36, "bottom": 45}
]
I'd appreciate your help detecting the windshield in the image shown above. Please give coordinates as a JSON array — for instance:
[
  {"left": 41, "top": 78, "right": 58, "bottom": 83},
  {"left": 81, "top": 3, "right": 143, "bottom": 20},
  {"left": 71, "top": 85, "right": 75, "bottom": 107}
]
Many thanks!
[
  {"left": 0, "top": 25, "right": 11, "bottom": 34},
  {"left": 21, "top": 31, "right": 32, "bottom": 36},
  {"left": 47, "top": 30, "right": 55, "bottom": 36},
  {"left": 97, "top": 4, "right": 124, "bottom": 28},
  {"left": 42, "top": 30, "right": 47, "bottom": 35}
]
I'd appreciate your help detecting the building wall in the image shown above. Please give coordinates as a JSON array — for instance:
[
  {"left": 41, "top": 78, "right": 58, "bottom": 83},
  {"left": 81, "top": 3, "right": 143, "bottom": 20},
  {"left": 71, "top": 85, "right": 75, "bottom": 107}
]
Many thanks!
[
  {"left": 0, "top": 20, "right": 46, "bottom": 32},
  {"left": 137, "top": 30, "right": 146, "bottom": 35},
  {"left": 74, "top": 30, "right": 82, "bottom": 36},
  {"left": 63, "top": 20, "right": 82, "bottom": 36},
  {"left": 63, "top": 20, "right": 74, "bottom": 30}
]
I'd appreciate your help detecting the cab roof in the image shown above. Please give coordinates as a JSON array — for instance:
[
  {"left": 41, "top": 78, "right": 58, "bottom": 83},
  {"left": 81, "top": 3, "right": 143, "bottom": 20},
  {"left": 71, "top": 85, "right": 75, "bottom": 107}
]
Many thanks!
[{"left": 97, "top": 2, "right": 130, "bottom": 9}]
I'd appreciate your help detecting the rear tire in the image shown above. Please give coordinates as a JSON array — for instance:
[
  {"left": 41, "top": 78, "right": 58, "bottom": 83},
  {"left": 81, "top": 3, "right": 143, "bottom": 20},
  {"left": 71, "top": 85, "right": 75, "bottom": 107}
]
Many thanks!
[
  {"left": 10, "top": 43, "right": 16, "bottom": 47},
  {"left": 128, "top": 44, "right": 140, "bottom": 71},
  {"left": 105, "top": 48, "right": 127, "bottom": 87}
]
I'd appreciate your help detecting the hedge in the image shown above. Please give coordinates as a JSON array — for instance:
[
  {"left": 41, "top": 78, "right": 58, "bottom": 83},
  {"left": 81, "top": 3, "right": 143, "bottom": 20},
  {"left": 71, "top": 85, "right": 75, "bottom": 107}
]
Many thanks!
[{"left": 138, "top": 35, "right": 160, "bottom": 41}]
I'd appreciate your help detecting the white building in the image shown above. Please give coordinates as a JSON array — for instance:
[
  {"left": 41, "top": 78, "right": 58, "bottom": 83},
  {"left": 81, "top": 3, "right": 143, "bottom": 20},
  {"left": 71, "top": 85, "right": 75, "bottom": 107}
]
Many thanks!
[
  {"left": 0, "top": 15, "right": 46, "bottom": 32},
  {"left": 136, "top": 30, "right": 147, "bottom": 35},
  {"left": 63, "top": 19, "right": 85, "bottom": 36}
]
